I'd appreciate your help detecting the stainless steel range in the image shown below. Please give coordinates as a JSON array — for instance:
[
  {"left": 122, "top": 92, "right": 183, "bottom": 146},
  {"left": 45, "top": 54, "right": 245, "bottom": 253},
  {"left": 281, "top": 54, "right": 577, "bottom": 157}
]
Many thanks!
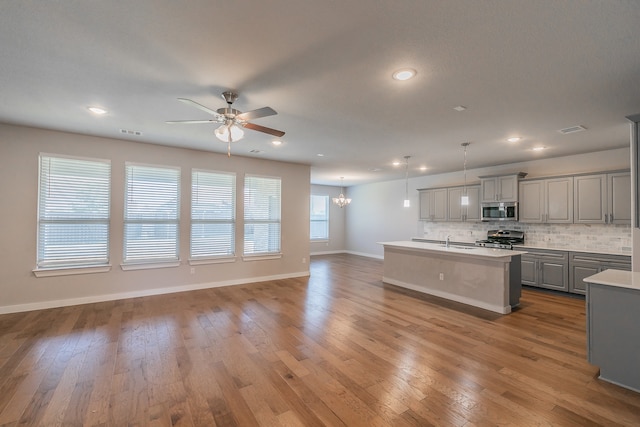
[{"left": 475, "top": 229, "right": 524, "bottom": 249}]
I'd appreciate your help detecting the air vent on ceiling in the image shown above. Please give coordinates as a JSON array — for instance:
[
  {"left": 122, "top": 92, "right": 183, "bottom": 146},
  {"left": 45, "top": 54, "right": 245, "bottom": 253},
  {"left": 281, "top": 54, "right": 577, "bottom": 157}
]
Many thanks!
[
  {"left": 120, "top": 129, "right": 142, "bottom": 136},
  {"left": 249, "top": 149, "right": 263, "bottom": 154},
  {"left": 558, "top": 125, "right": 586, "bottom": 135}
]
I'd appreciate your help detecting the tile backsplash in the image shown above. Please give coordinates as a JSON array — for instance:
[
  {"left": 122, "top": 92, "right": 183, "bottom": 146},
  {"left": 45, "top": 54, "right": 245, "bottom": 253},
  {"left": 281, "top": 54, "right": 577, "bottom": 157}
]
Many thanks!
[{"left": 420, "top": 221, "right": 632, "bottom": 254}]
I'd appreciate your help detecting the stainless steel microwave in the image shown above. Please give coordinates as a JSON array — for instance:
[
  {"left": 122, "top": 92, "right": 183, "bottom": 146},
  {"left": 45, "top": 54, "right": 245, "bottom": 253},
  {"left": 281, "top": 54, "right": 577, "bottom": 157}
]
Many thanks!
[{"left": 481, "top": 202, "right": 518, "bottom": 221}]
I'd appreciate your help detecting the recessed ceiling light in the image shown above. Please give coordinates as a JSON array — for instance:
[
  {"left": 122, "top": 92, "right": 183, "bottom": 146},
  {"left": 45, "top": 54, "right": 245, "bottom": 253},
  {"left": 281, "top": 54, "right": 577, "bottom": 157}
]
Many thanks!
[
  {"left": 453, "top": 105, "right": 467, "bottom": 112},
  {"left": 419, "top": 166, "right": 427, "bottom": 171},
  {"left": 88, "top": 106, "right": 107, "bottom": 115},
  {"left": 272, "top": 140, "right": 282, "bottom": 146},
  {"left": 507, "top": 137, "right": 521, "bottom": 143},
  {"left": 392, "top": 68, "right": 417, "bottom": 81},
  {"left": 532, "top": 146, "right": 546, "bottom": 151},
  {"left": 392, "top": 161, "right": 401, "bottom": 166},
  {"left": 317, "top": 153, "right": 324, "bottom": 157}
]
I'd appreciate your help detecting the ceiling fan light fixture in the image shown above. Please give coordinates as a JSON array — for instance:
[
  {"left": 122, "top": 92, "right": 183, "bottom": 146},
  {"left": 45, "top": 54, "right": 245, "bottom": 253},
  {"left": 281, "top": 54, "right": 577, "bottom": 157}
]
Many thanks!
[{"left": 215, "top": 123, "right": 244, "bottom": 142}]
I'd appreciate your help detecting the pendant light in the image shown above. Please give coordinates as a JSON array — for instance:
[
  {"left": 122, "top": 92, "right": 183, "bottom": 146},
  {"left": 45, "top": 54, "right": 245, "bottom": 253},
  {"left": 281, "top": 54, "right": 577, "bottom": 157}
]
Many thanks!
[
  {"left": 403, "top": 156, "right": 411, "bottom": 207},
  {"left": 332, "top": 177, "right": 352, "bottom": 208},
  {"left": 461, "top": 142, "right": 470, "bottom": 206}
]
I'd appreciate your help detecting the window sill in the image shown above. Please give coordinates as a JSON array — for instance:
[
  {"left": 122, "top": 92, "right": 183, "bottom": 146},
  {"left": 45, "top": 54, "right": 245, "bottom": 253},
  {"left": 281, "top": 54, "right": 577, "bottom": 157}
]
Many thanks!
[
  {"left": 311, "top": 239, "right": 329, "bottom": 243},
  {"left": 120, "top": 261, "right": 180, "bottom": 271},
  {"left": 242, "top": 253, "right": 282, "bottom": 262},
  {"left": 189, "top": 256, "right": 236, "bottom": 265},
  {"left": 33, "top": 265, "right": 112, "bottom": 278}
]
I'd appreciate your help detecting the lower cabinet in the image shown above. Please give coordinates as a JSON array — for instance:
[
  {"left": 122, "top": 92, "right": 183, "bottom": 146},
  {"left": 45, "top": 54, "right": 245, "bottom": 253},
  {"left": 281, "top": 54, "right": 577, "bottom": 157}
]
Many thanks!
[
  {"left": 569, "top": 252, "right": 632, "bottom": 295},
  {"left": 521, "top": 248, "right": 568, "bottom": 291}
]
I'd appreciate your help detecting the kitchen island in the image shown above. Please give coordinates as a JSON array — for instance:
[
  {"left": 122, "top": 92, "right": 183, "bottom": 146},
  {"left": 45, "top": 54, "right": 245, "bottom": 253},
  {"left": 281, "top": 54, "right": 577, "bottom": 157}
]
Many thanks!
[{"left": 379, "top": 241, "right": 526, "bottom": 314}]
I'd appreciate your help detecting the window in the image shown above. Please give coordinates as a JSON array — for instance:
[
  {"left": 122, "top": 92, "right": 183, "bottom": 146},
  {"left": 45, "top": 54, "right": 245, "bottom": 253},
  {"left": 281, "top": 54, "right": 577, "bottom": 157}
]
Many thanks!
[
  {"left": 244, "top": 175, "right": 281, "bottom": 256},
  {"left": 191, "top": 169, "right": 236, "bottom": 260},
  {"left": 124, "top": 163, "right": 180, "bottom": 265},
  {"left": 37, "top": 154, "right": 111, "bottom": 269},
  {"left": 310, "top": 194, "right": 329, "bottom": 240}
]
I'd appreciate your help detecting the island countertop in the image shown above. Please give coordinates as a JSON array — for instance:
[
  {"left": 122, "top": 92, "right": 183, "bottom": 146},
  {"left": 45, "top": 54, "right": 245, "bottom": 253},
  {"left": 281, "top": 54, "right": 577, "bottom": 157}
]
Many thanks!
[{"left": 379, "top": 240, "right": 527, "bottom": 259}]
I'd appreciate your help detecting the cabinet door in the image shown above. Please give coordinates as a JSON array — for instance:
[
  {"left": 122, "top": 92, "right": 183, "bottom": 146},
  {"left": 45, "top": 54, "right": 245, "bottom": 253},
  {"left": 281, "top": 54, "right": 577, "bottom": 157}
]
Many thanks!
[
  {"left": 519, "top": 180, "right": 544, "bottom": 223},
  {"left": 465, "top": 186, "right": 481, "bottom": 221},
  {"left": 539, "top": 258, "right": 569, "bottom": 291},
  {"left": 521, "top": 256, "right": 538, "bottom": 286},
  {"left": 419, "top": 191, "right": 432, "bottom": 220},
  {"left": 545, "top": 177, "right": 573, "bottom": 223},
  {"left": 432, "top": 188, "right": 447, "bottom": 221},
  {"left": 574, "top": 174, "right": 606, "bottom": 223},
  {"left": 480, "top": 178, "right": 497, "bottom": 202},
  {"left": 498, "top": 175, "right": 518, "bottom": 202},
  {"left": 609, "top": 172, "right": 631, "bottom": 224},
  {"left": 447, "top": 187, "right": 463, "bottom": 221},
  {"left": 570, "top": 264, "right": 599, "bottom": 295}
]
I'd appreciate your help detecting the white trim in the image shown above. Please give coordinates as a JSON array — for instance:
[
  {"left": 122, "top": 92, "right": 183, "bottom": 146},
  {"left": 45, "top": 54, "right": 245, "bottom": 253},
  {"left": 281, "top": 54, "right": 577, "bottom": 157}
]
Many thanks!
[
  {"left": 0, "top": 270, "right": 310, "bottom": 315},
  {"left": 345, "top": 250, "right": 384, "bottom": 260},
  {"left": 382, "top": 276, "right": 511, "bottom": 314},
  {"left": 242, "top": 253, "right": 282, "bottom": 261},
  {"left": 33, "top": 265, "right": 112, "bottom": 277},
  {"left": 310, "top": 250, "right": 347, "bottom": 256},
  {"left": 120, "top": 261, "right": 180, "bottom": 271},
  {"left": 189, "top": 256, "right": 237, "bottom": 265}
]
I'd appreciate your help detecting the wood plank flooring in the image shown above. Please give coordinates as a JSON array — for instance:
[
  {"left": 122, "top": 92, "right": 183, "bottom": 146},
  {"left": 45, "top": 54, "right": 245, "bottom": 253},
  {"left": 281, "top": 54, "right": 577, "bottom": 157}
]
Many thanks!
[{"left": 1, "top": 253, "right": 640, "bottom": 426}]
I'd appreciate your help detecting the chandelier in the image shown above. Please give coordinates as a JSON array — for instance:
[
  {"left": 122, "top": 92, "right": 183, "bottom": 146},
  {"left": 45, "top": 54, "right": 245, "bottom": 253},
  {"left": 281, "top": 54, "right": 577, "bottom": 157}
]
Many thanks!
[{"left": 332, "top": 177, "right": 352, "bottom": 207}]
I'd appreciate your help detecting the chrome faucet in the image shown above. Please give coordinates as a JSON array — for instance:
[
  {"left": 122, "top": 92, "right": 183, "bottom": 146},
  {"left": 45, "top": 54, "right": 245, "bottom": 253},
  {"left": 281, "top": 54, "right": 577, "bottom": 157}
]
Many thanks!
[{"left": 445, "top": 235, "right": 451, "bottom": 248}]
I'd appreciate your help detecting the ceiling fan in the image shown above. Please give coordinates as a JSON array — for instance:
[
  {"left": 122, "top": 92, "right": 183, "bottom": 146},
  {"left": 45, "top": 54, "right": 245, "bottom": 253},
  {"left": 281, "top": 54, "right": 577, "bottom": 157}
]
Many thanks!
[{"left": 166, "top": 91, "right": 285, "bottom": 156}]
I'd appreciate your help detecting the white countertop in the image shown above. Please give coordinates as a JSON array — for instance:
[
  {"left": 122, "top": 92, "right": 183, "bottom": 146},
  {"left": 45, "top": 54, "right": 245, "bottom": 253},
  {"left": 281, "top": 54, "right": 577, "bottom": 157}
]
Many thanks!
[
  {"left": 583, "top": 269, "right": 640, "bottom": 291},
  {"left": 379, "top": 240, "right": 527, "bottom": 259}
]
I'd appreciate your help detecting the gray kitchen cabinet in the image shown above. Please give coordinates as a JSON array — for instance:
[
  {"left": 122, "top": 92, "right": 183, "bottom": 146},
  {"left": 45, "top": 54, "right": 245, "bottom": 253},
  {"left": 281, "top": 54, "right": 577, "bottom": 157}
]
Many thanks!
[
  {"left": 479, "top": 173, "right": 525, "bottom": 203},
  {"left": 419, "top": 188, "right": 447, "bottom": 221},
  {"left": 568, "top": 252, "right": 631, "bottom": 295},
  {"left": 573, "top": 171, "right": 631, "bottom": 225},
  {"left": 586, "top": 281, "right": 640, "bottom": 392},
  {"left": 447, "top": 185, "right": 480, "bottom": 221},
  {"left": 518, "top": 177, "right": 573, "bottom": 223},
  {"left": 521, "top": 248, "right": 569, "bottom": 291}
]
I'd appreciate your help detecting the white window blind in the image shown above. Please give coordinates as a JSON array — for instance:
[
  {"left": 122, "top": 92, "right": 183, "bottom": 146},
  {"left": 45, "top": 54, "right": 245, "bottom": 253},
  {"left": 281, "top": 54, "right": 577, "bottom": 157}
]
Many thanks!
[
  {"left": 191, "top": 169, "right": 236, "bottom": 259},
  {"left": 310, "top": 194, "right": 329, "bottom": 240},
  {"left": 124, "top": 163, "right": 180, "bottom": 263},
  {"left": 37, "top": 154, "right": 111, "bottom": 268},
  {"left": 244, "top": 175, "right": 281, "bottom": 255}
]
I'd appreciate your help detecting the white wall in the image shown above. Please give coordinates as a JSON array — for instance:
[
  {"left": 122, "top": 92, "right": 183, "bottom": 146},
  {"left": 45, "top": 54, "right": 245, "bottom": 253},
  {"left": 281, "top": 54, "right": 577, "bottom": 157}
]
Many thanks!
[
  {"left": 0, "top": 123, "right": 310, "bottom": 313},
  {"left": 310, "top": 184, "right": 346, "bottom": 254},
  {"left": 346, "top": 148, "right": 631, "bottom": 258}
]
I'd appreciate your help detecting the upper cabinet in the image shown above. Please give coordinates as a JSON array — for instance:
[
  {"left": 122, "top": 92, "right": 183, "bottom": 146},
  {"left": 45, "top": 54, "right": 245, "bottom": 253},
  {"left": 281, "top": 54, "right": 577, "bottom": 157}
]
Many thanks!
[
  {"left": 479, "top": 173, "right": 526, "bottom": 203},
  {"left": 519, "top": 177, "right": 574, "bottom": 223},
  {"left": 574, "top": 172, "right": 631, "bottom": 225},
  {"left": 419, "top": 188, "right": 447, "bottom": 221},
  {"left": 419, "top": 185, "right": 480, "bottom": 222}
]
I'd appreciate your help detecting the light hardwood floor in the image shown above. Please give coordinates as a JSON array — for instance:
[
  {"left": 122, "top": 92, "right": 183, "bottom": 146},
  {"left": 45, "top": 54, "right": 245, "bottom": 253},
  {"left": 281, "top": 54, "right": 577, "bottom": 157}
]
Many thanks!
[{"left": 1, "top": 254, "right": 639, "bottom": 426}]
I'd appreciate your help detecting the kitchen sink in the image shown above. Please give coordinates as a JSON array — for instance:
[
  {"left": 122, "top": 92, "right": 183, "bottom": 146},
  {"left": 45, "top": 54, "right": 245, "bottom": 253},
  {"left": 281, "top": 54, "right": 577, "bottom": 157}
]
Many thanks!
[{"left": 438, "top": 244, "right": 476, "bottom": 250}]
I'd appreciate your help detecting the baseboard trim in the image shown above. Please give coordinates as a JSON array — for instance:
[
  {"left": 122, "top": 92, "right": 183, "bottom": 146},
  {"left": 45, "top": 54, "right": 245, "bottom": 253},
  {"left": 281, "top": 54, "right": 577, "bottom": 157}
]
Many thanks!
[{"left": 0, "top": 270, "right": 310, "bottom": 315}]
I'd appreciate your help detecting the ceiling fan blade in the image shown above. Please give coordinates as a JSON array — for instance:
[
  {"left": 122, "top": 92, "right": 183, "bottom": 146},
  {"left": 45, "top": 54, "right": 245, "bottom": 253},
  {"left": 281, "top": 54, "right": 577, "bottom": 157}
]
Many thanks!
[
  {"left": 243, "top": 122, "right": 285, "bottom": 137},
  {"left": 177, "top": 98, "right": 219, "bottom": 116},
  {"left": 165, "top": 119, "right": 218, "bottom": 124},
  {"left": 236, "top": 106, "right": 277, "bottom": 121}
]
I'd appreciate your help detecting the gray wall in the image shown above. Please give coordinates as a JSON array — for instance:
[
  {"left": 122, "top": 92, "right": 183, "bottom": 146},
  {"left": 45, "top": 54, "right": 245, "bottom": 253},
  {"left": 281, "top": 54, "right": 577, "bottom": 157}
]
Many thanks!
[
  {"left": 310, "top": 184, "right": 346, "bottom": 254},
  {"left": 0, "top": 123, "right": 310, "bottom": 313},
  {"left": 345, "top": 148, "right": 631, "bottom": 258}
]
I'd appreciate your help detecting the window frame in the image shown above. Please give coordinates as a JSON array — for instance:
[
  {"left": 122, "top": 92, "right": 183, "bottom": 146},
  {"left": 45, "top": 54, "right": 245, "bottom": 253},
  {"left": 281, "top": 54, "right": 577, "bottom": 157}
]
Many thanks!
[
  {"left": 122, "top": 162, "right": 181, "bottom": 270},
  {"left": 243, "top": 174, "right": 282, "bottom": 260},
  {"left": 34, "top": 153, "right": 112, "bottom": 277},
  {"left": 190, "top": 169, "right": 237, "bottom": 264},
  {"left": 310, "top": 194, "right": 330, "bottom": 241}
]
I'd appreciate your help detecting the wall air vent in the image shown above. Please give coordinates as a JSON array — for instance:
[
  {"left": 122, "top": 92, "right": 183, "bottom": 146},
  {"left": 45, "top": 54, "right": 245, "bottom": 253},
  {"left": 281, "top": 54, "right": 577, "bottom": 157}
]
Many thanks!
[
  {"left": 120, "top": 129, "right": 142, "bottom": 136},
  {"left": 558, "top": 125, "right": 586, "bottom": 135},
  {"left": 249, "top": 149, "right": 263, "bottom": 154}
]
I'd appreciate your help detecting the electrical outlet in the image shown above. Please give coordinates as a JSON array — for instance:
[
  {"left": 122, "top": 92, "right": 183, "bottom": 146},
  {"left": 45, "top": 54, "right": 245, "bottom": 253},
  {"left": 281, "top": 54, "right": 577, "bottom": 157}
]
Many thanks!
[
  {"left": 190, "top": 267, "right": 195, "bottom": 274},
  {"left": 302, "top": 257, "right": 307, "bottom": 264},
  {"left": 439, "top": 272, "right": 444, "bottom": 280}
]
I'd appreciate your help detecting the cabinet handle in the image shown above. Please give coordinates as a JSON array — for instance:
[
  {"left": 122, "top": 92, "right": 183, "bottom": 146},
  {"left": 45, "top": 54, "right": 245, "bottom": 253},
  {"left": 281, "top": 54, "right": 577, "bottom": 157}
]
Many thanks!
[
  {"left": 611, "top": 213, "right": 614, "bottom": 222},
  {"left": 605, "top": 214, "right": 608, "bottom": 223}
]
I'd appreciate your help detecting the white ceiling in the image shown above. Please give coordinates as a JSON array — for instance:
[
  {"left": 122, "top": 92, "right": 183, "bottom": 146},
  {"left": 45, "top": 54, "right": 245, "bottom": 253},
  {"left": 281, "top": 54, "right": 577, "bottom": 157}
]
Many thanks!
[{"left": 1, "top": 1, "right": 639, "bottom": 186}]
